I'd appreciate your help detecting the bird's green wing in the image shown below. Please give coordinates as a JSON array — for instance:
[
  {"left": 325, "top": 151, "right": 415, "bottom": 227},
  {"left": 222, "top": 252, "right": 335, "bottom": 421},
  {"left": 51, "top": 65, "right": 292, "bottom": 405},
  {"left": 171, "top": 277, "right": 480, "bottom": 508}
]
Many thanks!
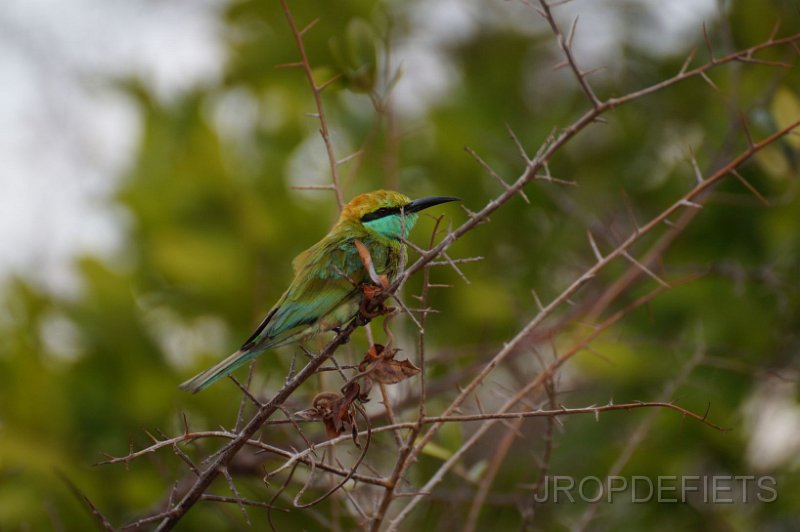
[
  {"left": 179, "top": 234, "right": 390, "bottom": 392},
  {"left": 241, "top": 236, "right": 368, "bottom": 352}
]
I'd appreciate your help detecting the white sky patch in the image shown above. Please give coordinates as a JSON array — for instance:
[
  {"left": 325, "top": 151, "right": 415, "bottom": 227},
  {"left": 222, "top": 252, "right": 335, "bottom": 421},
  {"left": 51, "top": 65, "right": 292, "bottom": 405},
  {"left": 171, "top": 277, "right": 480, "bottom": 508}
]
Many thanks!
[
  {"left": 631, "top": 0, "right": 719, "bottom": 56},
  {"left": 286, "top": 130, "right": 354, "bottom": 203},
  {"left": 0, "top": 0, "right": 225, "bottom": 294},
  {"left": 390, "top": 0, "right": 473, "bottom": 117},
  {"left": 743, "top": 373, "right": 800, "bottom": 471},
  {"left": 144, "top": 306, "right": 230, "bottom": 370},
  {"left": 39, "top": 311, "right": 84, "bottom": 362},
  {"left": 390, "top": 0, "right": 717, "bottom": 118}
]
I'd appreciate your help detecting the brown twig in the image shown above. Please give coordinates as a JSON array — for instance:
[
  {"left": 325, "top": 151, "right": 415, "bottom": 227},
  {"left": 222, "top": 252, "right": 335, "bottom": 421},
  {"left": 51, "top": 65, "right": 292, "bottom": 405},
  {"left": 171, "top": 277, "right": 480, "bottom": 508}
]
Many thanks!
[
  {"left": 56, "top": 471, "right": 115, "bottom": 532},
  {"left": 152, "top": 321, "right": 363, "bottom": 530},
  {"left": 279, "top": 0, "right": 345, "bottom": 209},
  {"left": 537, "top": 1, "right": 602, "bottom": 108},
  {"left": 381, "top": 116, "right": 799, "bottom": 532}
]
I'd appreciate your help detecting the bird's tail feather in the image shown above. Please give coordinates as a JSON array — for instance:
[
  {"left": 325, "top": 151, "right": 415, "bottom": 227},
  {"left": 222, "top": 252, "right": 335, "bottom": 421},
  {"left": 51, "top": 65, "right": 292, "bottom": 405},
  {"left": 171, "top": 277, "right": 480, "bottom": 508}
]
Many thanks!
[{"left": 179, "top": 348, "right": 259, "bottom": 393}]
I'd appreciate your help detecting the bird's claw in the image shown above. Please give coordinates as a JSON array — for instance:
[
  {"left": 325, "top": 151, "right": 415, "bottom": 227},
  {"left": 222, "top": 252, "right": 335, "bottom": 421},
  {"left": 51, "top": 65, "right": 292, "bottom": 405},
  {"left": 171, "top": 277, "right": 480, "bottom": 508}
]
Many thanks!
[{"left": 354, "top": 312, "right": 372, "bottom": 326}]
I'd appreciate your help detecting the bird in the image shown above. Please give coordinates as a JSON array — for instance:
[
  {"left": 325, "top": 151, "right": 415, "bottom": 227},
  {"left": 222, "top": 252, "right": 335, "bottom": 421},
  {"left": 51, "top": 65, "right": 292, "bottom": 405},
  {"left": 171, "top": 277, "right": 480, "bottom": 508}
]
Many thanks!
[{"left": 180, "top": 190, "right": 459, "bottom": 392}]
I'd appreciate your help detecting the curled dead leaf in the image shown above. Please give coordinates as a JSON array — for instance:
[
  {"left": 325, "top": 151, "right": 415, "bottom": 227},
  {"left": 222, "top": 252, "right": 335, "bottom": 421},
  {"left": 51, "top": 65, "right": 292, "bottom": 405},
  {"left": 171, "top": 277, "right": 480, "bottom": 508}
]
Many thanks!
[
  {"left": 358, "top": 344, "right": 421, "bottom": 385},
  {"left": 294, "top": 387, "right": 362, "bottom": 446},
  {"left": 294, "top": 392, "right": 341, "bottom": 421}
]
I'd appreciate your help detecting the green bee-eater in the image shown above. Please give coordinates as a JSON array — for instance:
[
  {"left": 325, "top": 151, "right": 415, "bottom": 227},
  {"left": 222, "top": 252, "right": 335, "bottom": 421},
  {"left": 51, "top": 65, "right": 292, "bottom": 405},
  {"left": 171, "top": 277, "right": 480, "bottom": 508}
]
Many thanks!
[{"left": 180, "top": 190, "right": 458, "bottom": 392}]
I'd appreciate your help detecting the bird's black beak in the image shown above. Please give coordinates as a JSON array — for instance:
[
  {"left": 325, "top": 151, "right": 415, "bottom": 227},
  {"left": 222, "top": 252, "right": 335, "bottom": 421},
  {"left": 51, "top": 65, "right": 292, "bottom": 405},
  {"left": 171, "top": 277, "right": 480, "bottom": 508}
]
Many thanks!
[{"left": 404, "top": 196, "right": 460, "bottom": 214}]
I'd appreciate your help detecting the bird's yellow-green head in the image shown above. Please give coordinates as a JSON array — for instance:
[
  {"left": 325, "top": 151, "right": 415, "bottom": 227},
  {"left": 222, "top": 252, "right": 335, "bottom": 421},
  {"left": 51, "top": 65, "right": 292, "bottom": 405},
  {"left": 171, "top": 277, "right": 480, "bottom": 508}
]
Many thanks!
[{"left": 340, "top": 190, "right": 459, "bottom": 240}]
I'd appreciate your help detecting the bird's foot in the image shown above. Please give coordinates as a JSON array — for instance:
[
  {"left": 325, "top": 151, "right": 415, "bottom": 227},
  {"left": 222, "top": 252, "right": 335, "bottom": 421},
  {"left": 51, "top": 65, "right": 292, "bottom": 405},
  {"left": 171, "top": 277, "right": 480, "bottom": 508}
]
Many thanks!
[
  {"left": 354, "top": 312, "right": 372, "bottom": 326},
  {"left": 358, "top": 282, "right": 390, "bottom": 320},
  {"left": 332, "top": 326, "right": 352, "bottom": 343}
]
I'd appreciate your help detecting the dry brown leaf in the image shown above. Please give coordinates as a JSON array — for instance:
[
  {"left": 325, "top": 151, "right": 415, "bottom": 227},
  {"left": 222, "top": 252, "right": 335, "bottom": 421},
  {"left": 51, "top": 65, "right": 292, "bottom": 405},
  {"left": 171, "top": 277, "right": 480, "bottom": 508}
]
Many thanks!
[
  {"left": 294, "top": 388, "right": 361, "bottom": 444},
  {"left": 358, "top": 344, "right": 421, "bottom": 385},
  {"left": 370, "top": 358, "right": 421, "bottom": 384}
]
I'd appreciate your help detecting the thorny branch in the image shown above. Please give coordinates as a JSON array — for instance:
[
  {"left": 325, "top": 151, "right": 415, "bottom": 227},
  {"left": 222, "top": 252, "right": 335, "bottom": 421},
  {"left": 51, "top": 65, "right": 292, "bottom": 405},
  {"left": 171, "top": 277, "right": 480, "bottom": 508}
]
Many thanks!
[
  {"left": 382, "top": 122, "right": 800, "bottom": 530},
  {"left": 279, "top": 0, "right": 345, "bottom": 209}
]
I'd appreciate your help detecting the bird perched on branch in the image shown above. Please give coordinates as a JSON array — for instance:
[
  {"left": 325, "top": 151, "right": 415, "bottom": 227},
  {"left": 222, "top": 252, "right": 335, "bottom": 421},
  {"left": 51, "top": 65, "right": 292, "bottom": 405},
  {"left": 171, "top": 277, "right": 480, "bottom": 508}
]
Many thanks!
[{"left": 180, "top": 190, "right": 459, "bottom": 392}]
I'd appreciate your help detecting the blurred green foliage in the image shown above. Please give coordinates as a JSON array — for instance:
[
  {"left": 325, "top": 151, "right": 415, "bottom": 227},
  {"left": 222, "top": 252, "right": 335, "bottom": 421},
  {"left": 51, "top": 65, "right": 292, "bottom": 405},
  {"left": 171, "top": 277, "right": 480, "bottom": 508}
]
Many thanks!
[{"left": 1, "top": 0, "right": 800, "bottom": 530}]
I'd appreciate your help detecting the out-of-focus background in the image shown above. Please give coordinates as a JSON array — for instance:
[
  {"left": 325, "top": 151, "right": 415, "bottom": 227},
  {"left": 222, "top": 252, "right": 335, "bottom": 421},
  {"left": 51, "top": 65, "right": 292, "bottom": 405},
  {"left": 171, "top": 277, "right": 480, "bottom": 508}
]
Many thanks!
[{"left": 1, "top": 0, "right": 799, "bottom": 529}]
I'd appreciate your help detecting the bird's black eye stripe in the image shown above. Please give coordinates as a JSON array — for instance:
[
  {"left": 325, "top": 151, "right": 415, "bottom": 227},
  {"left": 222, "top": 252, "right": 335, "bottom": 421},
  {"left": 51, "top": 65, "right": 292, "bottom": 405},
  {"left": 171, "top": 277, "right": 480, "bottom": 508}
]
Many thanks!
[{"left": 360, "top": 205, "right": 406, "bottom": 222}]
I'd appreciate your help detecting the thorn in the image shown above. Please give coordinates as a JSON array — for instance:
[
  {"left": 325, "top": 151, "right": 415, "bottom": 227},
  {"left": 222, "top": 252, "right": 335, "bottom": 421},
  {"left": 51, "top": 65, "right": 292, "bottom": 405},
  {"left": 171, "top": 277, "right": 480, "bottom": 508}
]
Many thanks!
[
  {"left": 168, "top": 481, "right": 179, "bottom": 508},
  {"left": 56, "top": 471, "right": 115, "bottom": 532},
  {"left": 700, "top": 71, "right": 719, "bottom": 92},
  {"left": 735, "top": 56, "right": 792, "bottom": 68},
  {"left": 144, "top": 430, "right": 159, "bottom": 444},
  {"left": 465, "top": 146, "right": 530, "bottom": 204},
  {"left": 506, "top": 124, "right": 532, "bottom": 164},
  {"left": 581, "top": 65, "right": 607, "bottom": 77},
  {"left": 336, "top": 150, "right": 363, "bottom": 166},
  {"left": 428, "top": 256, "right": 484, "bottom": 267},
  {"left": 441, "top": 251, "right": 471, "bottom": 284},
  {"left": 287, "top": 352, "right": 297, "bottom": 383},
  {"left": 702, "top": 22, "right": 715, "bottom": 63},
  {"left": 531, "top": 288, "right": 545, "bottom": 312},
  {"left": 316, "top": 73, "right": 343, "bottom": 93},
  {"left": 739, "top": 112, "right": 755, "bottom": 148},
  {"left": 460, "top": 204, "right": 490, "bottom": 224},
  {"left": 687, "top": 146, "right": 704, "bottom": 184},
  {"left": 680, "top": 47, "right": 697, "bottom": 75},
  {"left": 768, "top": 19, "right": 781, "bottom": 42},
  {"left": 275, "top": 61, "right": 304, "bottom": 69},
  {"left": 567, "top": 16, "right": 579, "bottom": 50},
  {"left": 291, "top": 184, "right": 336, "bottom": 191},
  {"left": 584, "top": 344, "right": 615, "bottom": 365},
  {"left": 621, "top": 191, "right": 640, "bottom": 232},
  {"left": 679, "top": 199, "right": 703, "bottom": 209},
  {"left": 587, "top": 230, "right": 603, "bottom": 261},
  {"left": 182, "top": 412, "right": 191, "bottom": 436},
  {"left": 299, "top": 17, "right": 320, "bottom": 36},
  {"left": 621, "top": 251, "right": 671, "bottom": 288},
  {"left": 534, "top": 174, "right": 577, "bottom": 186},
  {"left": 731, "top": 170, "right": 769, "bottom": 206}
]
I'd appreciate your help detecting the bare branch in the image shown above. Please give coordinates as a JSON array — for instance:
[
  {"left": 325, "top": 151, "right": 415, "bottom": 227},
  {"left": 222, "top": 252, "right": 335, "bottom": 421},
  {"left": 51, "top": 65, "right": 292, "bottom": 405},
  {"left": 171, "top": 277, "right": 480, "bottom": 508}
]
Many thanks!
[
  {"left": 279, "top": 0, "right": 345, "bottom": 209},
  {"left": 537, "top": 1, "right": 602, "bottom": 108},
  {"left": 57, "top": 471, "right": 115, "bottom": 532}
]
